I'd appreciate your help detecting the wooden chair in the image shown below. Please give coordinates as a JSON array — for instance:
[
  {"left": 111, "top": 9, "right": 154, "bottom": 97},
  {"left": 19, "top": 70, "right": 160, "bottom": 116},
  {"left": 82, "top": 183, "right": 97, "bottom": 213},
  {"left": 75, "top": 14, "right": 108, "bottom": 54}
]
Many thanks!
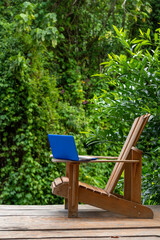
[{"left": 51, "top": 114, "right": 153, "bottom": 219}]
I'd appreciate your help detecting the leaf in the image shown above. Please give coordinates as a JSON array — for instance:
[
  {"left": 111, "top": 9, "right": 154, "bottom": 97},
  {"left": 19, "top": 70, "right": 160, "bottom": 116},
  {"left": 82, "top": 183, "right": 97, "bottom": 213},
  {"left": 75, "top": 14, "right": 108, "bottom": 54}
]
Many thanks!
[
  {"left": 126, "top": 49, "right": 135, "bottom": 56},
  {"left": 141, "top": 105, "right": 151, "bottom": 113},
  {"left": 154, "top": 33, "right": 158, "bottom": 42},
  {"left": 22, "top": 2, "right": 35, "bottom": 12},
  {"left": 146, "top": 28, "right": 151, "bottom": 40},
  {"left": 131, "top": 39, "right": 143, "bottom": 44},
  {"left": 19, "top": 13, "right": 28, "bottom": 23},
  {"left": 120, "top": 38, "right": 130, "bottom": 49},
  {"left": 155, "top": 28, "right": 160, "bottom": 33},
  {"left": 52, "top": 39, "right": 57, "bottom": 47},
  {"left": 108, "top": 54, "right": 112, "bottom": 60},
  {"left": 139, "top": 29, "right": 144, "bottom": 36},
  {"left": 134, "top": 16, "right": 137, "bottom": 22},
  {"left": 113, "top": 25, "right": 121, "bottom": 37}
]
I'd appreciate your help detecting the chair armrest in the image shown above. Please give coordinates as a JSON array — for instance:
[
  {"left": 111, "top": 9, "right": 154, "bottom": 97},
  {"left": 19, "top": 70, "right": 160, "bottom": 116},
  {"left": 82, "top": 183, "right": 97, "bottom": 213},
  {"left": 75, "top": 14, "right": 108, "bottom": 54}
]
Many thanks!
[
  {"left": 78, "top": 155, "right": 118, "bottom": 159},
  {"left": 50, "top": 154, "right": 118, "bottom": 159},
  {"left": 51, "top": 158, "right": 139, "bottom": 163}
]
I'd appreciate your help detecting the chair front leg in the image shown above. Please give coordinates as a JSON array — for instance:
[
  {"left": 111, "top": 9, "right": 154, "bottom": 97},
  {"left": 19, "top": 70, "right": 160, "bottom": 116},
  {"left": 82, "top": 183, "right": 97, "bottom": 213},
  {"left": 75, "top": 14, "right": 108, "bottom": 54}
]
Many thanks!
[
  {"left": 68, "top": 162, "right": 79, "bottom": 217},
  {"left": 64, "top": 162, "right": 70, "bottom": 209}
]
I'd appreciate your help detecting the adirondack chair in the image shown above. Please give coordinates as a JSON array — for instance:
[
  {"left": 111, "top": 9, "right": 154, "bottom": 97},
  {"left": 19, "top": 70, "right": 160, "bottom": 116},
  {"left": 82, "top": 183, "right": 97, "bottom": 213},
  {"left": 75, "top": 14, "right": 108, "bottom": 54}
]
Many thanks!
[{"left": 51, "top": 114, "right": 153, "bottom": 219}]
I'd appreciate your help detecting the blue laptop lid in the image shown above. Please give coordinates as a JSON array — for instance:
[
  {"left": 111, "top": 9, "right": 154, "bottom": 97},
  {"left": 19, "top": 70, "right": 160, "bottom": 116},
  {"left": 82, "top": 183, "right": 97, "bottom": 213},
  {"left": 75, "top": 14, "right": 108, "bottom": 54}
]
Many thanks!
[{"left": 48, "top": 134, "right": 79, "bottom": 161}]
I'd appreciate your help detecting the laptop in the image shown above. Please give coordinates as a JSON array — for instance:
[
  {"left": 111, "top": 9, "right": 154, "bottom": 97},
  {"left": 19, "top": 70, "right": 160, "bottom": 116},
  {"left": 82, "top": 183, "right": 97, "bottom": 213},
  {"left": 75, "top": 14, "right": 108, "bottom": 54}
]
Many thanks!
[{"left": 48, "top": 134, "right": 97, "bottom": 161}]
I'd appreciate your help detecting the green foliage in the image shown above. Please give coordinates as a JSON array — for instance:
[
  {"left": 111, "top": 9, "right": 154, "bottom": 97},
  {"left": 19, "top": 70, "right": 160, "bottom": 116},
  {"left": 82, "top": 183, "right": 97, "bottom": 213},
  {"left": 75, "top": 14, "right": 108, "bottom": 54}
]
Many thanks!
[
  {"left": 148, "top": 0, "right": 160, "bottom": 31},
  {"left": 90, "top": 27, "right": 160, "bottom": 204},
  {"left": 0, "top": 1, "right": 61, "bottom": 204},
  {"left": 0, "top": 0, "right": 91, "bottom": 205},
  {"left": 0, "top": 0, "right": 159, "bottom": 205}
]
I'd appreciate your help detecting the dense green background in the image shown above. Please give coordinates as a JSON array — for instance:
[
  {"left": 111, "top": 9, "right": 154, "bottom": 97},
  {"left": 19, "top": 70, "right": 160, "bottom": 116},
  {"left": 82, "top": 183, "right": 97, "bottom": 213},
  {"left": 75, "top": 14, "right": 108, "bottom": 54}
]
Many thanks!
[{"left": 0, "top": 0, "right": 159, "bottom": 205}]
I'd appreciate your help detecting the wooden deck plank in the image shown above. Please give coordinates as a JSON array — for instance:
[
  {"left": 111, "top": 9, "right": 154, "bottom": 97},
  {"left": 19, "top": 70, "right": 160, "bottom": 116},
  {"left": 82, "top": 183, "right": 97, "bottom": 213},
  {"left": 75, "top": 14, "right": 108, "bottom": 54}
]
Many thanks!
[
  {"left": 0, "top": 216, "right": 160, "bottom": 230},
  {"left": 2, "top": 238, "right": 159, "bottom": 240},
  {"left": 0, "top": 228, "right": 160, "bottom": 238},
  {"left": 0, "top": 206, "right": 159, "bottom": 230},
  {"left": 0, "top": 205, "right": 159, "bottom": 240},
  {"left": 0, "top": 205, "right": 159, "bottom": 217},
  {"left": 0, "top": 204, "right": 159, "bottom": 212}
]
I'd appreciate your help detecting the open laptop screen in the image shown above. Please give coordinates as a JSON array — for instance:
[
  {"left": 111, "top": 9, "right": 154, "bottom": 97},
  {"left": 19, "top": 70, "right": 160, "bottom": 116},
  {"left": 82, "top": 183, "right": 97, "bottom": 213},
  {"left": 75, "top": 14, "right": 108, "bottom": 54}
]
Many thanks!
[
  {"left": 48, "top": 135, "right": 79, "bottom": 161},
  {"left": 48, "top": 134, "right": 97, "bottom": 161}
]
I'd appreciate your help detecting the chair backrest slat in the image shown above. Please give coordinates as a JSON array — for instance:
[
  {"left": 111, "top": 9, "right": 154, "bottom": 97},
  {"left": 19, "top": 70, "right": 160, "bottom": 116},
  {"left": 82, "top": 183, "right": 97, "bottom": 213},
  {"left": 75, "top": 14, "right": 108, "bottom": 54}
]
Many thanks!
[
  {"left": 133, "top": 115, "right": 150, "bottom": 146},
  {"left": 105, "top": 116, "right": 143, "bottom": 193},
  {"left": 105, "top": 114, "right": 150, "bottom": 194}
]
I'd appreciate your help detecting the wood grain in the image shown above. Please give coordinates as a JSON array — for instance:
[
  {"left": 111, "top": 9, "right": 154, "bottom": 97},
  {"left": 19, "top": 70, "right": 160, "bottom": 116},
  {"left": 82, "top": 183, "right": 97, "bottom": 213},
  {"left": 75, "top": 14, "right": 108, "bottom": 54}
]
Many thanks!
[
  {"left": 65, "top": 162, "right": 70, "bottom": 209},
  {"left": 68, "top": 163, "right": 79, "bottom": 217},
  {"left": 52, "top": 159, "right": 139, "bottom": 163},
  {"left": 78, "top": 186, "right": 153, "bottom": 219},
  {"left": 105, "top": 114, "right": 150, "bottom": 194},
  {"left": 0, "top": 228, "right": 160, "bottom": 238},
  {"left": 124, "top": 148, "right": 142, "bottom": 203},
  {"left": 0, "top": 204, "right": 159, "bottom": 240}
]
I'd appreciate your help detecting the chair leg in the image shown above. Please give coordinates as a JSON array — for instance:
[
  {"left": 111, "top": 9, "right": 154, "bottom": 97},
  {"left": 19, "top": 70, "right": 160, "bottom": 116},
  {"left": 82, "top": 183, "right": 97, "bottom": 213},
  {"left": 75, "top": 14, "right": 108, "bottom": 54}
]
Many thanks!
[
  {"left": 124, "top": 151, "right": 132, "bottom": 201},
  {"left": 65, "top": 162, "right": 69, "bottom": 209},
  {"left": 131, "top": 147, "right": 142, "bottom": 203},
  {"left": 68, "top": 163, "right": 79, "bottom": 217},
  {"left": 124, "top": 147, "right": 142, "bottom": 203}
]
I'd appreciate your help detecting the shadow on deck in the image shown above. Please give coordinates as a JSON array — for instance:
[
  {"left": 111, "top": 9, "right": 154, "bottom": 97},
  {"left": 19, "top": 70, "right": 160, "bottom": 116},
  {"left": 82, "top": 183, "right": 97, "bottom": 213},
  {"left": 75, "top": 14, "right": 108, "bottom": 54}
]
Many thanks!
[{"left": 0, "top": 205, "right": 160, "bottom": 239}]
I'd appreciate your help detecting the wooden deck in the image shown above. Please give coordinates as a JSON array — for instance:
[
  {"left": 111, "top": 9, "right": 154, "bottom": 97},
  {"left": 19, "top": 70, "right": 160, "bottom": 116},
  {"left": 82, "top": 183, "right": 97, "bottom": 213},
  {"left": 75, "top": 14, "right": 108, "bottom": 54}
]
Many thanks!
[{"left": 0, "top": 205, "right": 160, "bottom": 239}]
